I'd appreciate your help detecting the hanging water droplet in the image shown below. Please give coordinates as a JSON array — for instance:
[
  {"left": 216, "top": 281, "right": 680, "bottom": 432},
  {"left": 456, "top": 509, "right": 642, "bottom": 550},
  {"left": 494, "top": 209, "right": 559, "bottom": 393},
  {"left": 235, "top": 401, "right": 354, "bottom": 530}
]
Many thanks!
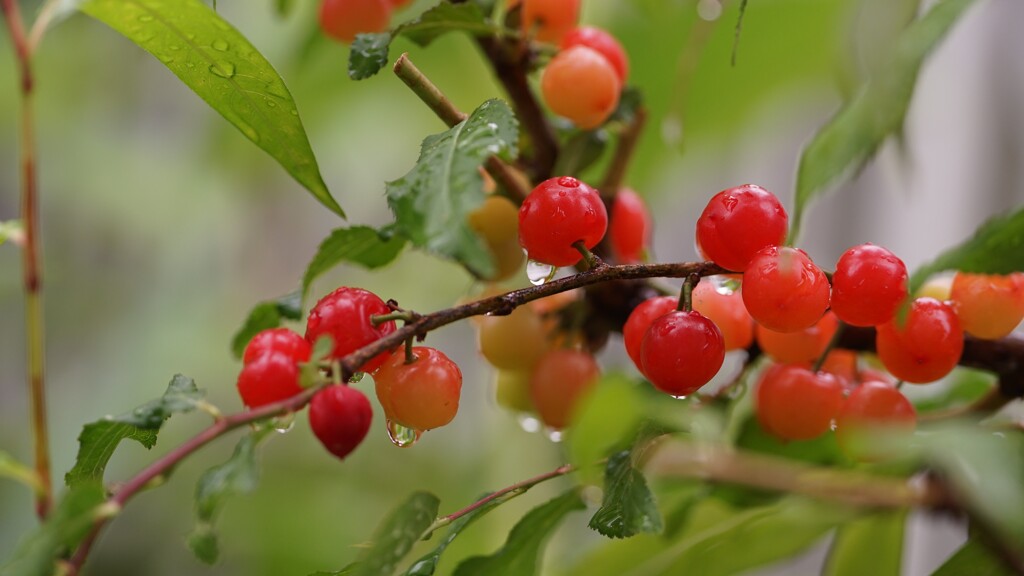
[
  {"left": 211, "top": 39, "right": 229, "bottom": 51},
  {"left": 545, "top": 427, "right": 564, "bottom": 443},
  {"left": 526, "top": 260, "right": 557, "bottom": 286},
  {"left": 272, "top": 413, "right": 296, "bottom": 434},
  {"left": 517, "top": 414, "right": 541, "bottom": 433},
  {"left": 712, "top": 275, "right": 741, "bottom": 295},
  {"left": 386, "top": 420, "right": 422, "bottom": 447},
  {"left": 209, "top": 62, "right": 236, "bottom": 78},
  {"left": 670, "top": 393, "right": 689, "bottom": 401}
]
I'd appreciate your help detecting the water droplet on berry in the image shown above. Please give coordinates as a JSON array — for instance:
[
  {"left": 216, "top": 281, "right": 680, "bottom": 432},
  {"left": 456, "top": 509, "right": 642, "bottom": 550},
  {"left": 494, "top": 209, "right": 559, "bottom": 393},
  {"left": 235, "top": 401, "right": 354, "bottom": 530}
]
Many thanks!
[
  {"left": 386, "top": 419, "right": 422, "bottom": 447},
  {"left": 557, "top": 176, "right": 580, "bottom": 188},
  {"left": 516, "top": 414, "right": 541, "bottom": 433},
  {"left": 527, "top": 260, "right": 557, "bottom": 286},
  {"left": 670, "top": 394, "right": 689, "bottom": 400},
  {"left": 711, "top": 275, "right": 741, "bottom": 295}
]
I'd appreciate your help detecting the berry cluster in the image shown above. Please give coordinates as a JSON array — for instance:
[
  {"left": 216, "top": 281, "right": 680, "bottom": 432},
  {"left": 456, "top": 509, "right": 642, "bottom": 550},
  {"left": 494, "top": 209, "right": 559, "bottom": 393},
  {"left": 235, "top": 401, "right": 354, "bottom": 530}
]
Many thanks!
[{"left": 236, "top": 286, "right": 463, "bottom": 460}]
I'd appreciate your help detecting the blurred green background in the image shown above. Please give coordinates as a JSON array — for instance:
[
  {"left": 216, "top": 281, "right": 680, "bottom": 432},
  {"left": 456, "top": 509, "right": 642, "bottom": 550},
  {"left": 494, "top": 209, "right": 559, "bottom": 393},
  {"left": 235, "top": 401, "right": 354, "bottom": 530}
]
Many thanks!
[{"left": 1, "top": 0, "right": 1022, "bottom": 573}]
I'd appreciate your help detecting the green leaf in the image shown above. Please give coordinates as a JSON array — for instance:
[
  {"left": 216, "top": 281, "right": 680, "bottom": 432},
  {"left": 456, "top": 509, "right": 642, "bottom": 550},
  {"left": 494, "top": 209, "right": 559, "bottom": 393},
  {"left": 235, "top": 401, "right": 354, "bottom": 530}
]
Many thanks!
[
  {"left": 387, "top": 99, "right": 518, "bottom": 277},
  {"left": 589, "top": 451, "right": 662, "bottom": 539},
  {"left": 188, "top": 427, "right": 273, "bottom": 564},
  {"left": 933, "top": 535, "right": 1015, "bottom": 576},
  {"left": 301, "top": 226, "right": 407, "bottom": 297},
  {"left": 65, "top": 375, "right": 204, "bottom": 487},
  {"left": 0, "top": 483, "right": 107, "bottom": 576},
  {"left": 554, "top": 130, "right": 608, "bottom": 177},
  {"left": 909, "top": 206, "right": 1024, "bottom": 294},
  {"left": 403, "top": 494, "right": 505, "bottom": 576},
  {"left": 0, "top": 220, "right": 23, "bottom": 247},
  {"left": 453, "top": 490, "right": 584, "bottom": 576},
  {"left": 628, "top": 497, "right": 859, "bottom": 576},
  {"left": 568, "top": 373, "right": 646, "bottom": 486},
  {"left": 351, "top": 491, "right": 440, "bottom": 576},
  {"left": 274, "top": 0, "right": 297, "bottom": 17},
  {"left": 347, "top": 2, "right": 499, "bottom": 80},
  {"left": 79, "top": 0, "right": 344, "bottom": 217},
  {"left": 0, "top": 452, "right": 44, "bottom": 495},
  {"left": 230, "top": 291, "right": 303, "bottom": 359},
  {"left": 310, "top": 567, "right": 359, "bottom": 576},
  {"left": 912, "top": 367, "right": 996, "bottom": 413},
  {"left": 791, "top": 0, "right": 978, "bottom": 238},
  {"left": 823, "top": 511, "right": 906, "bottom": 576}
]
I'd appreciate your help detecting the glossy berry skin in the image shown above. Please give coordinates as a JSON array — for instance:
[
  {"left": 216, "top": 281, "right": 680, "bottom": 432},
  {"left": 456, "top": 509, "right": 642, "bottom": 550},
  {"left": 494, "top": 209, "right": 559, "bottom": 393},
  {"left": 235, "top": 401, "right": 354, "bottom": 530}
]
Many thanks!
[
  {"left": 876, "top": 297, "right": 963, "bottom": 383},
  {"left": 243, "top": 328, "right": 311, "bottom": 365},
  {"left": 518, "top": 176, "right": 608, "bottom": 266},
  {"left": 949, "top": 272, "right": 1024, "bottom": 339},
  {"left": 623, "top": 296, "right": 678, "bottom": 373},
  {"left": 519, "top": 0, "right": 581, "bottom": 44},
  {"left": 529, "top": 349, "right": 600, "bottom": 429},
  {"left": 237, "top": 353, "right": 304, "bottom": 409},
  {"left": 309, "top": 385, "right": 373, "bottom": 460},
  {"left": 495, "top": 369, "right": 534, "bottom": 413},
  {"left": 609, "top": 188, "right": 651, "bottom": 264},
  {"left": 305, "top": 287, "right": 396, "bottom": 374},
  {"left": 319, "top": 0, "right": 391, "bottom": 44},
  {"left": 756, "top": 365, "right": 844, "bottom": 441},
  {"left": 692, "top": 280, "right": 754, "bottom": 351},
  {"left": 541, "top": 46, "right": 621, "bottom": 130},
  {"left": 468, "top": 196, "right": 526, "bottom": 281},
  {"left": 742, "top": 246, "right": 830, "bottom": 332},
  {"left": 696, "top": 184, "right": 788, "bottom": 272},
  {"left": 562, "top": 26, "right": 629, "bottom": 82},
  {"left": 831, "top": 244, "right": 908, "bottom": 327},
  {"left": 641, "top": 310, "right": 725, "bottom": 396},
  {"left": 756, "top": 311, "right": 838, "bottom": 366},
  {"left": 374, "top": 347, "right": 462, "bottom": 430},
  {"left": 837, "top": 380, "right": 916, "bottom": 458},
  {"left": 478, "top": 307, "right": 549, "bottom": 371}
]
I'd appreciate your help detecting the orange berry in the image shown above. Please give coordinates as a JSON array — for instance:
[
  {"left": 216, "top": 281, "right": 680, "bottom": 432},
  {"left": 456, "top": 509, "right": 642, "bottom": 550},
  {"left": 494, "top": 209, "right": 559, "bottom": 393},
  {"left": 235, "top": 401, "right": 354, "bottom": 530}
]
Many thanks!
[{"left": 541, "top": 46, "right": 621, "bottom": 130}]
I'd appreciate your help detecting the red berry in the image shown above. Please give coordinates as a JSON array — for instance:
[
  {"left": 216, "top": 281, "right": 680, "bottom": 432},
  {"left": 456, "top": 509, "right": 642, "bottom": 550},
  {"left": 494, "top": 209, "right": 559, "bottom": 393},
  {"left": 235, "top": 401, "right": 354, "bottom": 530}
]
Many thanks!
[
  {"left": 640, "top": 310, "right": 725, "bottom": 396},
  {"left": 756, "top": 364, "right": 843, "bottom": 441},
  {"left": 541, "top": 46, "right": 621, "bottom": 130},
  {"left": 374, "top": 347, "right": 462, "bottom": 430},
  {"left": 692, "top": 279, "right": 754, "bottom": 351},
  {"left": 831, "top": 244, "right": 908, "bottom": 327},
  {"left": 742, "top": 246, "right": 830, "bottom": 332},
  {"left": 318, "top": 0, "right": 392, "bottom": 44},
  {"left": 518, "top": 176, "right": 608, "bottom": 267},
  {"left": 529, "top": 349, "right": 600, "bottom": 429},
  {"left": 836, "top": 380, "right": 915, "bottom": 459},
  {"left": 696, "top": 184, "right": 788, "bottom": 272},
  {"left": 236, "top": 352, "right": 304, "bottom": 408},
  {"left": 949, "top": 272, "right": 1024, "bottom": 339},
  {"left": 623, "top": 296, "right": 678, "bottom": 373},
  {"left": 755, "top": 311, "right": 838, "bottom": 366},
  {"left": 609, "top": 188, "right": 651, "bottom": 264},
  {"left": 520, "top": 0, "right": 580, "bottom": 44},
  {"left": 876, "top": 297, "right": 964, "bottom": 383},
  {"left": 562, "top": 26, "right": 629, "bottom": 82},
  {"left": 243, "top": 328, "right": 311, "bottom": 365},
  {"left": 309, "top": 385, "right": 373, "bottom": 460},
  {"left": 305, "top": 287, "right": 397, "bottom": 374}
]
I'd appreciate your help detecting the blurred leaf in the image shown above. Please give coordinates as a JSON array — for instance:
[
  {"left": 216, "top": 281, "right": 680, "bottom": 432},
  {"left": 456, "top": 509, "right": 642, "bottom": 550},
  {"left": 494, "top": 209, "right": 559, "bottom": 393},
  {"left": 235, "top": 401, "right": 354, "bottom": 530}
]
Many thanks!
[
  {"left": 310, "top": 567, "right": 358, "bottom": 576},
  {"left": 912, "top": 367, "right": 995, "bottom": 413},
  {"left": 823, "top": 511, "right": 906, "bottom": 576},
  {"left": 589, "top": 451, "right": 662, "bottom": 539},
  {"left": 0, "top": 220, "right": 22, "bottom": 247},
  {"left": 734, "top": 415, "right": 844, "bottom": 466},
  {"left": 909, "top": 206, "right": 1024, "bottom": 294},
  {"left": 791, "top": 0, "right": 978, "bottom": 238},
  {"left": 352, "top": 492, "right": 440, "bottom": 576},
  {"left": 630, "top": 497, "right": 858, "bottom": 576},
  {"left": 66, "top": 375, "right": 203, "bottom": 487},
  {"left": 0, "top": 483, "right": 106, "bottom": 576},
  {"left": 609, "top": 87, "right": 643, "bottom": 125},
  {"left": 231, "top": 291, "right": 303, "bottom": 359},
  {"left": 188, "top": 428, "right": 273, "bottom": 564},
  {"left": 301, "top": 226, "right": 407, "bottom": 298},
  {"left": 79, "top": 0, "right": 343, "bottom": 217},
  {"left": 387, "top": 99, "right": 518, "bottom": 277},
  {"left": 453, "top": 489, "right": 584, "bottom": 576},
  {"left": 837, "top": 0, "right": 922, "bottom": 97},
  {"left": 404, "top": 494, "right": 505, "bottom": 576},
  {"left": 348, "top": 2, "right": 499, "bottom": 79},
  {"left": 0, "top": 452, "right": 44, "bottom": 495},
  {"left": 554, "top": 130, "right": 608, "bottom": 177},
  {"left": 933, "top": 535, "right": 1015, "bottom": 576},
  {"left": 914, "top": 426, "right": 1024, "bottom": 551},
  {"left": 274, "top": 0, "right": 297, "bottom": 17},
  {"left": 568, "top": 373, "right": 646, "bottom": 485}
]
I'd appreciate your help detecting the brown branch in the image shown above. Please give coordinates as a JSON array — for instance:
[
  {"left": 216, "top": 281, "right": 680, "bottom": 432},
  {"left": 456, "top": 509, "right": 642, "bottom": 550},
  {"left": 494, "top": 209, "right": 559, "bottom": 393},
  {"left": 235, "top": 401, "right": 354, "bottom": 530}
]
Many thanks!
[
  {"left": 394, "top": 53, "right": 531, "bottom": 202},
  {"left": 2, "top": 0, "right": 50, "bottom": 519}
]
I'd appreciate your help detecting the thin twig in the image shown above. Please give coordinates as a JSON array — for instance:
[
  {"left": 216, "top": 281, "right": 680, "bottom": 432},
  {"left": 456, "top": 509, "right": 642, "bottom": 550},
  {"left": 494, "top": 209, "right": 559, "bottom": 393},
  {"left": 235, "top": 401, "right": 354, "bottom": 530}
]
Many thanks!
[
  {"left": 600, "top": 106, "right": 648, "bottom": 199},
  {"left": 2, "top": 0, "right": 50, "bottom": 520}
]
